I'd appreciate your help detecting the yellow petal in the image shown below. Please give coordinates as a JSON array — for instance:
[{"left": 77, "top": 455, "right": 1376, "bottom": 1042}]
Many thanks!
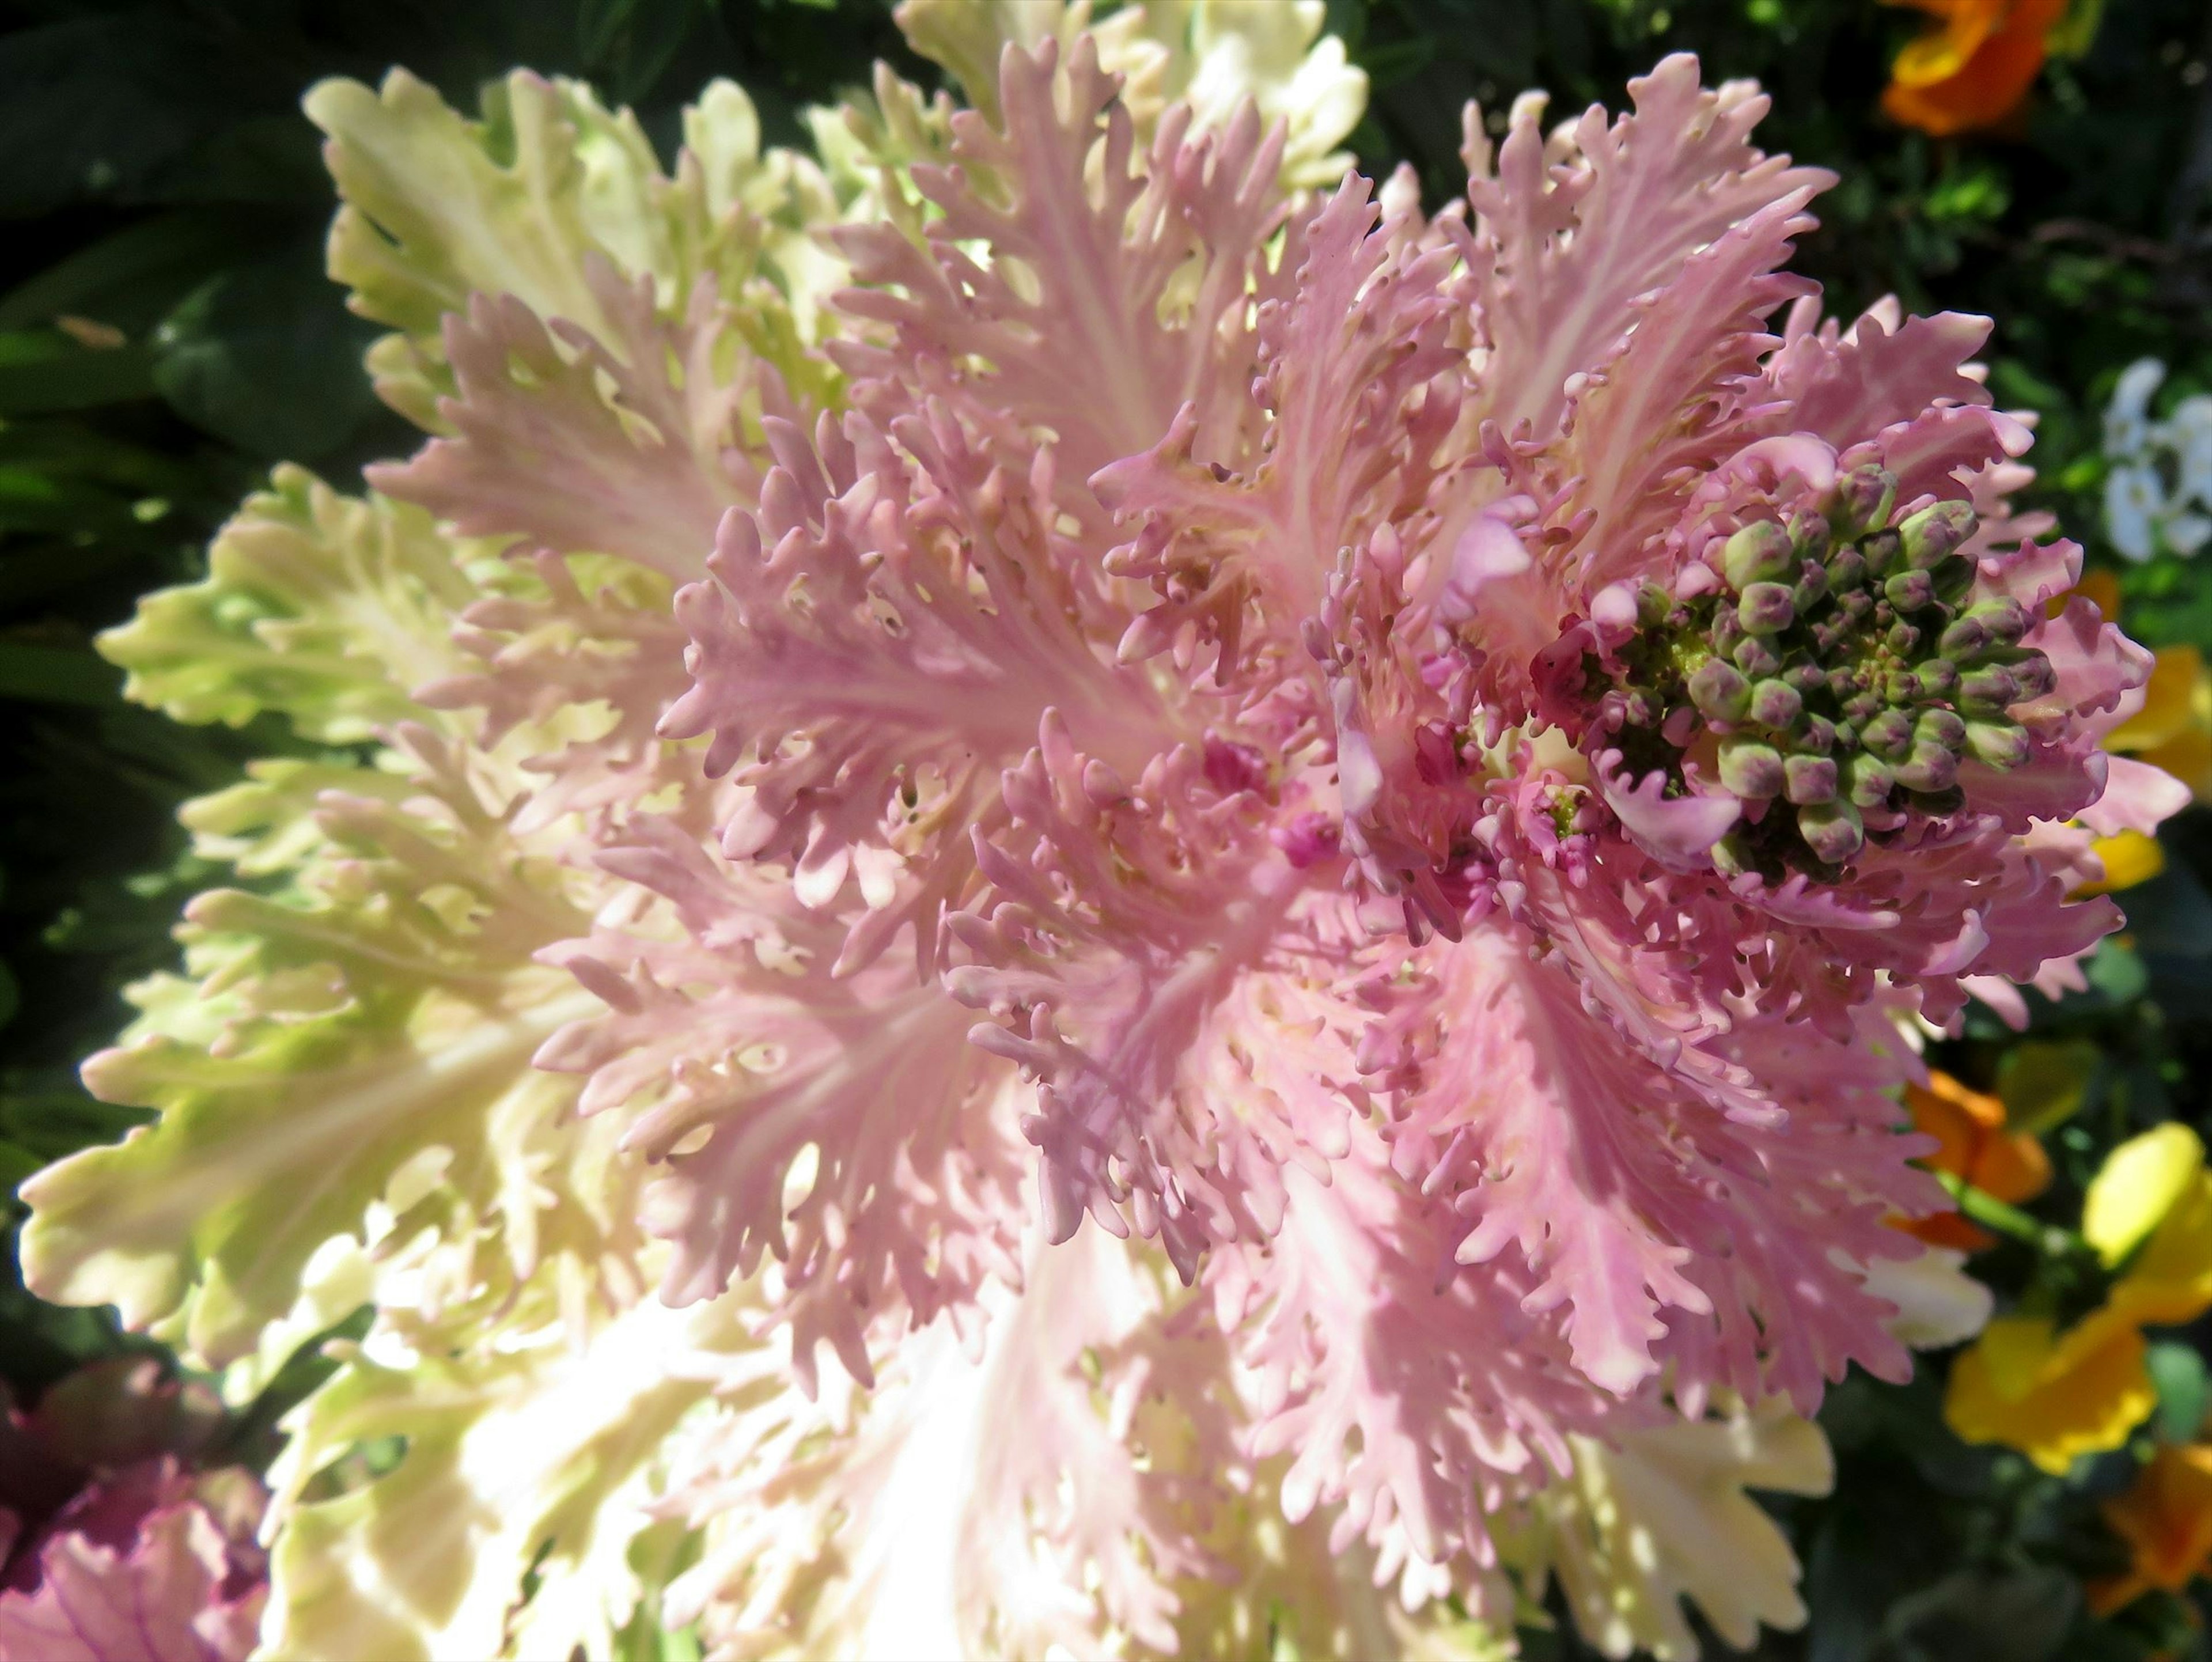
[
  {"left": 2070, "top": 567, "right": 2123, "bottom": 622},
  {"left": 2077, "top": 829, "right": 2167, "bottom": 896},
  {"left": 2087, "top": 1124, "right": 2206, "bottom": 1267},
  {"left": 1977, "top": 1314, "right": 2063, "bottom": 1403},
  {"left": 1946, "top": 1313, "right": 2156, "bottom": 1474},
  {"left": 2113, "top": 1173, "right": 2212, "bottom": 1328},
  {"left": 2107, "top": 646, "right": 2205, "bottom": 752},
  {"left": 1892, "top": 2, "right": 2002, "bottom": 86},
  {"left": 2140, "top": 726, "right": 2212, "bottom": 803}
]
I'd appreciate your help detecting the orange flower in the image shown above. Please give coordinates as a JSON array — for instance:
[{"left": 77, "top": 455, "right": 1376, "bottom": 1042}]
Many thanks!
[
  {"left": 2091, "top": 1445, "right": 2212, "bottom": 1615},
  {"left": 1881, "top": 0, "right": 2067, "bottom": 138},
  {"left": 1902, "top": 1070, "right": 2051, "bottom": 1251}
]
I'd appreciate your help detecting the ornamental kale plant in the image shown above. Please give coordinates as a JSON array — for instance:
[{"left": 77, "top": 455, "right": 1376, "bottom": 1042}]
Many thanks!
[{"left": 5, "top": 1, "right": 2194, "bottom": 1656}]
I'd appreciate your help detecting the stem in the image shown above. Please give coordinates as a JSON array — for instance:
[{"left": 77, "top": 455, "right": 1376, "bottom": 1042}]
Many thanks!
[{"left": 1935, "top": 1170, "right": 2088, "bottom": 1259}]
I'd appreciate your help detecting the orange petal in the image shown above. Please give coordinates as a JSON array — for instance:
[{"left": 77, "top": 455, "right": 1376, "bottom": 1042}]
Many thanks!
[
  {"left": 1905, "top": 1078, "right": 1986, "bottom": 1175},
  {"left": 1902, "top": 1212, "right": 2000, "bottom": 1253},
  {"left": 2112, "top": 1175, "right": 2212, "bottom": 1329},
  {"left": 1972, "top": 1127, "right": 2054, "bottom": 1206},
  {"left": 2088, "top": 1569, "right": 2152, "bottom": 1618},
  {"left": 2101, "top": 1445, "right": 2212, "bottom": 1596},
  {"left": 1883, "top": 0, "right": 2063, "bottom": 135}
]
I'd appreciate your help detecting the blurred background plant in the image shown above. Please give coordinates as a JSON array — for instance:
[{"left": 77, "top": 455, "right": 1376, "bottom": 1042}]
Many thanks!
[{"left": 1, "top": 0, "right": 2209, "bottom": 1657}]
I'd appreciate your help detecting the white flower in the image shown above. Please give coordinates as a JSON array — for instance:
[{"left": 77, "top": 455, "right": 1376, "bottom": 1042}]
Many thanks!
[
  {"left": 2169, "top": 393, "right": 2212, "bottom": 509},
  {"left": 2104, "top": 357, "right": 2168, "bottom": 460},
  {"left": 2168, "top": 512, "right": 2212, "bottom": 556},
  {"left": 1863, "top": 1244, "right": 1993, "bottom": 1349},
  {"left": 2106, "top": 460, "right": 2169, "bottom": 561}
]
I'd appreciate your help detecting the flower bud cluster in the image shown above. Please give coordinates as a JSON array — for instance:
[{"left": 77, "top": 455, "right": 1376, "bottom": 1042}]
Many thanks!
[{"left": 1597, "top": 468, "right": 2051, "bottom": 875}]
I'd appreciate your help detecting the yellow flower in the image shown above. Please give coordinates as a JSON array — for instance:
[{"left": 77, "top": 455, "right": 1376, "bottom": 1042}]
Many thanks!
[
  {"left": 2071, "top": 567, "right": 2123, "bottom": 621},
  {"left": 1945, "top": 1309, "right": 2157, "bottom": 1475},
  {"left": 2086, "top": 1123, "right": 2206, "bottom": 1268},
  {"left": 2064, "top": 573, "right": 2201, "bottom": 891},
  {"left": 1880, "top": 0, "right": 2067, "bottom": 138},
  {"left": 2090, "top": 1445, "right": 2212, "bottom": 1615},
  {"left": 2052, "top": 575, "right": 2194, "bottom": 889},
  {"left": 2077, "top": 828, "right": 2165, "bottom": 896},
  {"left": 2106, "top": 644, "right": 2212, "bottom": 804},
  {"left": 1946, "top": 1126, "right": 2212, "bottom": 1474}
]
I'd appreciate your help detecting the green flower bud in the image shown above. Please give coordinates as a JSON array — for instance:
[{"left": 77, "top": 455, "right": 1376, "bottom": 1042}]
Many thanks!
[
  {"left": 2009, "top": 652, "right": 2057, "bottom": 701},
  {"left": 1733, "top": 636, "right": 1782, "bottom": 677},
  {"left": 1748, "top": 679, "right": 1804, "bottom": 728},
  {"left": 1938, "top": 614, "right": 1989, "bottom": 658},
  {"left": 1899, "top": 500, "right": 1976, "bottom": 569},
  {"left": 1800, "top": 799, "right": 1865, "bottom": 864},
  {"left": 1860, "top": 710, "right": 1914, "bottom": 758},
  {"left": 1784, "top": 753, "right": 1839, "bottom": 804},
  {"left": 1722, "top": 521, "right": 1795, "bottom": 591},
  {"left": 1933, "top": 554, "right": 1975, "bottom": 603},
  {"left": 1958, "top": 664, "right": 2018, "bottom": 709},
  {"left": 1584, "top": 472, "right": 2050, "bottom": 885},
  {"left": 1884, "top": 569, "right": 1936, "bottom": 612},
  {"left": 1846, "top": 753, "right": 1896, "bottom": 807},
  {"left": 1966, "top": 720, "right": 2031, "bottom": 770},
  {"left": 1915, "top": 709, "right": 1967, "bottom": 751},
  {"left": 1791, "top": 566, "right": 1830, "bottom": 615},
  {"left": 1719, "top": 737, "right": 1786, "bottom": 800},
  {"left": 1688, "top": 658, "right": 1752, "bottom": 722},
  {"left": 1895, "top": 743, "right": 1960, "bottom": 793},
  {"left": 1828, "top": 466, "right": 1898, "bottom": 539},
  {"left": 1738, "top": 581, "right": 1797, "bottom": 634},
  {"left": 1965, "top": 597, "right": 2029, "bottom": 648}
]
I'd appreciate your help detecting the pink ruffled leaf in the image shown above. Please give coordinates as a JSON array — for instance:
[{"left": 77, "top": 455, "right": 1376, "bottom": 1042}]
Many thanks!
[
  {"left": 535, "top": 819, "right": 1028, "bottom": 1392},
  {"left": 373, "top": 261, "right": 771, "bottom": 579},
  {"left": 661, "top": 406, "right": 1183, "bottom": 967},
  {"left": 831, "top": 35, "right": 1289, "bottom": 499},
  {"left": 1463, "top": 54, "right": 1834, "bottom": 445}
]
